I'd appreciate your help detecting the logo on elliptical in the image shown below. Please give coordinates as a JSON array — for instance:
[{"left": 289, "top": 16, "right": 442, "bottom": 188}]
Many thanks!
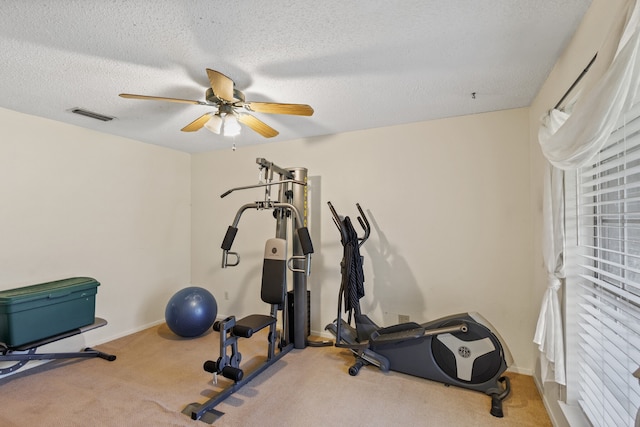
[{"left": 458, "top": 346, "right": 471, "bottom": 358}]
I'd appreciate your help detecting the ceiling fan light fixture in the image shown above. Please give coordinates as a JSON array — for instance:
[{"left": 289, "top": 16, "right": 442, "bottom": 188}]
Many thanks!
[
  {"left": 204, "top": 113, "right": 223, "bottom": 134},
  {"left": 223, "top": 114, "right": 241, "bottom": 137}
]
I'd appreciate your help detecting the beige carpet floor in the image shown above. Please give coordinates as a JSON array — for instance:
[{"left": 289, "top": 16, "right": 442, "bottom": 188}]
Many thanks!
[{"left": 0, "top": 324, "right": 550, "bottom": 426}]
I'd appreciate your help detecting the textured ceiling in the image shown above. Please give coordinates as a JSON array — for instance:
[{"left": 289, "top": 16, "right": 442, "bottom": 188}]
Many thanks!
[{"left": 0, "top": 1, "right": 592, "bottom": 153}]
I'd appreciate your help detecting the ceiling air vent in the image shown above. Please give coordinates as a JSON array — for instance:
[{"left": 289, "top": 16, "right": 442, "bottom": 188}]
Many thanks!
[{"left": 70, "top": 108, "right": 115, "bottom": 122}]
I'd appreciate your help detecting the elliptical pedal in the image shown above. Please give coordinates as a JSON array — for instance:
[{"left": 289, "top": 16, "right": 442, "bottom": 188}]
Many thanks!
[{"left": 489, "top": 376, "right": 511, "bottom": 418}]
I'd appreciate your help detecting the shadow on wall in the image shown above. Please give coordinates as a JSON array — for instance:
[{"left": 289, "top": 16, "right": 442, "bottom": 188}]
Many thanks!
[
  {"left": 210, "top": 254, "right": 264, "bottom": 318},
  {"left": 363, "top": 209, "right": 425, "bottom": 325}
]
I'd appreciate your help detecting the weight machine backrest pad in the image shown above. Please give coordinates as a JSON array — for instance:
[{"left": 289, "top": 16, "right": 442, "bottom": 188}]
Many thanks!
[{"left": 261, "top": 238, "right": 287, "bottom": 305}]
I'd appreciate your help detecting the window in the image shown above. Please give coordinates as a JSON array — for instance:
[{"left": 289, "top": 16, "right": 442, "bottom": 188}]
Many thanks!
[{"left": 567, "top": 102, "right": 640, "bottom": 427}]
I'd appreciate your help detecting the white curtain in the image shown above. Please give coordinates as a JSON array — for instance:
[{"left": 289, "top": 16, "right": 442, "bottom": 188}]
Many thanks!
[
  {"left": 534, "top": 0, "right": 640, "bottom": 386},
  {"left": 534, "top": 158, "right": 566, "bottom": 384}
]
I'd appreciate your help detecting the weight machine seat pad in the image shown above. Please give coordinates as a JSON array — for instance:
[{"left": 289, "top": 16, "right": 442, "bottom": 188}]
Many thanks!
[{"left": 232, "top": 314, "right": 277, "bottom": 338}]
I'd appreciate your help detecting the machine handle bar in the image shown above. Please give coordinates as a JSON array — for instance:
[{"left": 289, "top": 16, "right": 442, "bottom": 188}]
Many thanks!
[
  {"left": 221, "top": 201, "right": 312, "bottom": 268},
  {"left": 220, "top": 179, "right": 306, "bottom": 198},
  {"left": 287, "top": 255, "right": 312, "bottom": 276},
  {"left": 355, "top": 203, "right": 370, "bottom": 247},
  {"left": 327, "top": 201, "right": 371, "bottom": 248}
]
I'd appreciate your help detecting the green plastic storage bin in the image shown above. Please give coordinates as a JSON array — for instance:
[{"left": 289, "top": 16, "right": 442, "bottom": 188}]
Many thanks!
[{"left": 0, "top": 277, "right": 99, "bottom": 347}]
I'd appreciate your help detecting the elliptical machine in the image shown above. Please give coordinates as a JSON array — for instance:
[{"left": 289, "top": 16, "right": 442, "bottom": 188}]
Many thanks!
[{"left": 325, "top": 202, "right": 512, "bottom": 417}]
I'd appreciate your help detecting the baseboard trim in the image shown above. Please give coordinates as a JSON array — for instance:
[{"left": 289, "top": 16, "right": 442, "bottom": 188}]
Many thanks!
[
  {"left": 533, "top": 374, "right": 590, "bottom": 427},
  {"left": 88, "top": 319, "right": 166, "bottom": 346},
  {"left": 534, "top": 375, "right": 564, "bottom": 427}
]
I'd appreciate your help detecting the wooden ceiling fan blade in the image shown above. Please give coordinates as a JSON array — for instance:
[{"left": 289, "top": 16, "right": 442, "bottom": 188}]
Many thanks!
[
  {"left": 181, "top": 113, "right": 213, "bottom": 132},
  {"left": 119, "top": 93, "right": 202, "bottom": 105},
  {"left": 206, "top": 69, "right": 235, "bottom": 102},
  {"left": 245, "top": 102, "right": 314, "bottom": 116},
  {"left": 238, "top": 113, "right": 279, "bottom": 138}
]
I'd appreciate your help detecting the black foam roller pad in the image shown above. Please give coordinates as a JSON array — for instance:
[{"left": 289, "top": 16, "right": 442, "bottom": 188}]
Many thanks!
[
  {"left": 297, "top": 227, "right": 314, "bottom": 254},
  {"left": 221, "top": 226, "right": 238, "bottom": 250}
]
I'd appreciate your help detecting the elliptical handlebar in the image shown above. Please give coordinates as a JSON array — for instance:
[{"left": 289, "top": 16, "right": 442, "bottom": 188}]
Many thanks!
[
  {"left": 354, "top": 203, "right": 370, "bottom": 247},
  {"left": 327, "top": 201, "right": 345, "bottom": 241},
  {"left": 327, "top": 201, "right": 371, "bottom": 248}
]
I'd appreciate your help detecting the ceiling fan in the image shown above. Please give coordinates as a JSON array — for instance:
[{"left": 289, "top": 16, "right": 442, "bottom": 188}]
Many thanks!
[{"left": 119, "top": 68, "right": 314, "bottom": 138}]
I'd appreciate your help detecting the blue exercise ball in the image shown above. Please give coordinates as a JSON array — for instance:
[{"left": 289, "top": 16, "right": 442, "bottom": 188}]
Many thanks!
[{"left": 165, "top": 286, "right": 217, "bottom": 338}]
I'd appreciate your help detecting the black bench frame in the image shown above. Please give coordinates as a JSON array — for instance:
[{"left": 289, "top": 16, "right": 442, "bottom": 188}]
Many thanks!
[{"left": 0, "top": 318, "right": 116, "bottom": 376}]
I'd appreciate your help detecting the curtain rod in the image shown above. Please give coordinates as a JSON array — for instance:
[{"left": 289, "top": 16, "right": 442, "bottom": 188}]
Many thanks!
[{"left": 554, "top": 53, "right": 598, "bottom": 110}]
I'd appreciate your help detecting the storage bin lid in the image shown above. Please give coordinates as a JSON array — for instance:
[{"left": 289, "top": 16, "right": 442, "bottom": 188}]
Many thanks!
[{"left": 0, "top": 277, "right": 100, "bottom": 305}]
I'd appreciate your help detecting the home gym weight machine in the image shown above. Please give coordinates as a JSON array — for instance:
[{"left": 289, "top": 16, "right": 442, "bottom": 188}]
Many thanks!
[
  {"left": 183, "top": 158, "right": 322, "bottom": 423},
  {"left": 325, "top": 202, "right": 512, "bottom": 417}
]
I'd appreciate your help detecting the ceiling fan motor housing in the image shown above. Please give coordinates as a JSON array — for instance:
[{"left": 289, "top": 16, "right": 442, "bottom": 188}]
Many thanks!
[{"left": 205, "top": 87, "right": 245, "bottom": 105}]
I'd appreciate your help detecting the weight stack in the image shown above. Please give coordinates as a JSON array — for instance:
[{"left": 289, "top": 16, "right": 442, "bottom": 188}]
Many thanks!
[{"left": 287, "top": 290, "right": 310, "bottom": 344}]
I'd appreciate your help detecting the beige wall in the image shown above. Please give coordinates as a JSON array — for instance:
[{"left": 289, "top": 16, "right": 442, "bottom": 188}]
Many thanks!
[
  {"left": 0, "top": 107, "right": 191, "bottom": 345},
  {"left": 0, "top": 70, "right": 540, "bottom": 378},
  {"left": 528, "top": 0, "right": 630, "bottom": 425},
  {"left": 192, "top": 108, "right": 534, "bottom": 373}
]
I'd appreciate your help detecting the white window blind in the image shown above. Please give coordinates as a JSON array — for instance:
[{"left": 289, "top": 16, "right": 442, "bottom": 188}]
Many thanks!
[{"left": 575, "top": 101, "right": 640, "bottom": 427}]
